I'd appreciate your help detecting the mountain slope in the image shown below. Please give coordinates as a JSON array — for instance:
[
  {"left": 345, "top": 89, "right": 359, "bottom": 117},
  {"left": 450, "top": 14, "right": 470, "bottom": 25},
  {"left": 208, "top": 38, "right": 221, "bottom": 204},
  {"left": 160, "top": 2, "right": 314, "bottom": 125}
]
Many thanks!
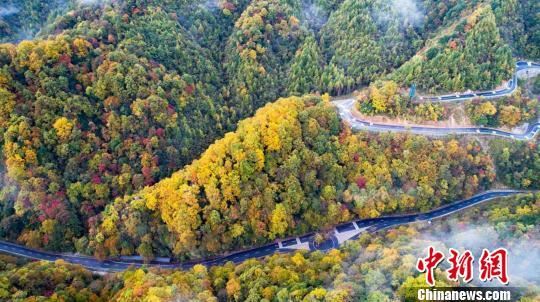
[
  {"left": 0, "top": 0, "right": 237, "bottom": 251},
  {"left": 0, "top": 0, "right": 536, "bottom": 256},
  {"left": 0, "top": 0, "right": 74, "bottom": 43},
  {"left": 319, "top": 0, "right": 424, "bottom": 94},
  {"left": 91, "top": 95, "right": 494, "bottom": 260},
  {"left": 390, "top": 5, "right": 514, "bottom": 92},
  {"left": 224, "top": 0, "right": 307, "bottom": 120}
]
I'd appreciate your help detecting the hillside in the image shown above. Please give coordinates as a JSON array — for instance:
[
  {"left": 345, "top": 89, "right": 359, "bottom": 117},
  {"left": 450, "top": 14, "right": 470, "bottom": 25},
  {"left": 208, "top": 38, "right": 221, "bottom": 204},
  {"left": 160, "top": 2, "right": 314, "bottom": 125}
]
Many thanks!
[
  {"left": 223, "top": 0, "right": 306, "bottom": 119},
  {"left": 319, "top": 0, "right": 424, "bottom": 94},
  {"left": 0, "top": 2, "right": 230, "bottom": 251},
  {"left": 0, "top": 0, "right": 538, "bottom": 299},
  {"left": 0, "top": 0, "right": 74, "bottom": 43},
  {"left": 88, "top": 95, "right": 496, "bottom": 260},
  {"left": 0, "top": 0, "right": 537, "bottom": 257},
  {"left": 390, "top": 5, "right": 514, "bottom": 92},
  {"left": 1, "top": 192, "right": 538, "bottom": 301}
]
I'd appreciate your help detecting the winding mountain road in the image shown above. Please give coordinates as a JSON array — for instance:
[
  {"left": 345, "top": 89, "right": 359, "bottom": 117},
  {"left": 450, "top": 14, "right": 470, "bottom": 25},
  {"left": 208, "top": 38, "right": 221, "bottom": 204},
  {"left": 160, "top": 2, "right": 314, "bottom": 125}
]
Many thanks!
[
  {"left": 0, "top": 190, "right": 532, "bottom": 272},
  {"left": 334, "top": 61, "right": 540, "bottom": 140},
  {"left": 419, "top": 61, "right": 540, "bottom": 102},
  {"left": 334, "top": 98, "right": 540, "bottom": 140},
  {"left": 0, "top": 61, "right": 539, "bottom": 272}
]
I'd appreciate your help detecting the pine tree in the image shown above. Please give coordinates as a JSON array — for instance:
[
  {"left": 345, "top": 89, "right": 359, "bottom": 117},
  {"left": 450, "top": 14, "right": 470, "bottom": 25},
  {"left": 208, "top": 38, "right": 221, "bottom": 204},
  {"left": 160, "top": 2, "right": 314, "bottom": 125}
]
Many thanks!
[{"left": 288, "top": 36, "right": 323, "bottom": 95}]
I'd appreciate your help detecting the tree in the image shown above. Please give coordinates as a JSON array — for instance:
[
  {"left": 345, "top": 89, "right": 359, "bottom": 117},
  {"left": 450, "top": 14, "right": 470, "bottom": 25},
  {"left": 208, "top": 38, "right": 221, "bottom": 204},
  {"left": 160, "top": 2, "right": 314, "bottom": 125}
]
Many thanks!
[
  {"left": 288, "top": 36, "right": 323, "bottom": 95},
  {"left": 359, "top": 81, "right": 403, "bottom": 116},
  {"left": 270, "top": 204, "right": 289, "bottom": 239},
  {"left": 53, "top": 117, "right": 74, "bottom": 140},
  {"left": 498, "top": 105, "right": 521, "bottom": 127},
  {"left": 226, "top": 277, "right": 241, "bottom": 299}
]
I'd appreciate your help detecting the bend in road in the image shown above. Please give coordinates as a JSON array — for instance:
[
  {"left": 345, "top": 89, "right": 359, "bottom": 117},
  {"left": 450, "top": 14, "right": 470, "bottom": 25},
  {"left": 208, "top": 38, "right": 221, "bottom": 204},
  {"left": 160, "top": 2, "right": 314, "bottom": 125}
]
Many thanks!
[
  {"left": 0, "top": 190, "right": 533, "bottom": 272},
  {"left": 334, "top": 60, "right": 540, "bottom": 141},
  {"left": 0, "top": 61, "right": 538, "bottom": 272},
  {"left": 334, "top": 98, "right": 540, "bottom": 140},
  {"left": 418, "top": 61, "right": 540, "bottom": 102}
]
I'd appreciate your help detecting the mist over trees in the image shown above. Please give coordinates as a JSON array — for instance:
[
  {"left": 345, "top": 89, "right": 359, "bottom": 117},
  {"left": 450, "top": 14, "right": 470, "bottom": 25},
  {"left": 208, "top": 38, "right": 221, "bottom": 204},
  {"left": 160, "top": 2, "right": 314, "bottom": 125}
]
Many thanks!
[{"left": 0, "top": 0, "right": 75, "bottom": 43}]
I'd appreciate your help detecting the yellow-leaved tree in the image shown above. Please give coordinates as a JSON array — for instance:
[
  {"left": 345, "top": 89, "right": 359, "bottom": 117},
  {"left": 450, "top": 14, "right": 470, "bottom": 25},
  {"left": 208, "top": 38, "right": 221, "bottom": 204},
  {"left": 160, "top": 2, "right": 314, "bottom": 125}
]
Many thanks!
[{"left": 53, "top": 117, "right": 73, "bottom": 140}]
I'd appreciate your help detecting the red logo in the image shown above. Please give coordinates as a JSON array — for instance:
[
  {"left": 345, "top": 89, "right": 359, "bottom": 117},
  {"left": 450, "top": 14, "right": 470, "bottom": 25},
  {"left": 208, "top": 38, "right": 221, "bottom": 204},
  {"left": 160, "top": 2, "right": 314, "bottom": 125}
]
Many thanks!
[
  {"left": 446, "top": 248, "right": 474, "bottom": 283},
  {"left": 479, "top": 248, "right": 509, "bottom": 284},
  {"left": 416, "top": 247, "right": 509, "bottom": 286},
  {"left": 416, "top": 246, "right": 445, "bottom": 286}
]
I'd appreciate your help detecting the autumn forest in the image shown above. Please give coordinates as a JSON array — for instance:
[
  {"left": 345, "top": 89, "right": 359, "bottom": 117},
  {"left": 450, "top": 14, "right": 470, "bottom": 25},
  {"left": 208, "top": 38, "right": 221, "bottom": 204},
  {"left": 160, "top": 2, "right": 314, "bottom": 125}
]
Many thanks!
[{"left": 0, "top": 0, "right": 539, "bottom": 301}]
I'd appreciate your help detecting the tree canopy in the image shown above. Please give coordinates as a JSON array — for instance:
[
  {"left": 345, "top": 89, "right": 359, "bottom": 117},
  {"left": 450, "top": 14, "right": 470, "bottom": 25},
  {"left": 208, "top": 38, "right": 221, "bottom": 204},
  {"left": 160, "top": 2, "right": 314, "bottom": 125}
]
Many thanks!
[{"left": 91, "top": 95, "right": 495, "bottom": 260}]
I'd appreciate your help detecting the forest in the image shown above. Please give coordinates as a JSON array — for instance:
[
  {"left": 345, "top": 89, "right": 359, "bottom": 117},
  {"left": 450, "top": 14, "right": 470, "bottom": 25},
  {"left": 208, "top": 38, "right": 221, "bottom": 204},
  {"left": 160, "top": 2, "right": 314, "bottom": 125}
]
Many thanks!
[
  {"left": 0, "top": 0, "right": 76, "bottom": 43},
  {"left": 356, "top": 80, "right": 446, "bottom": 122},
  {"left": 0, "top": 192, "right": 538, "bottom": 301},
  {"left": 0, "top": 0, "right": 538, "bottom": 288},
  {"left": 86, "top": 95, "right": 499, "bottom": 260},
  {"left": 0, "top": 0, "right": 535, "bottom": 257},
  {"left": 465, "top": 88, "right": 538, "bottom": 128},
  {"left": 490, "top": 139, "right": 540, "bottom": 189}
]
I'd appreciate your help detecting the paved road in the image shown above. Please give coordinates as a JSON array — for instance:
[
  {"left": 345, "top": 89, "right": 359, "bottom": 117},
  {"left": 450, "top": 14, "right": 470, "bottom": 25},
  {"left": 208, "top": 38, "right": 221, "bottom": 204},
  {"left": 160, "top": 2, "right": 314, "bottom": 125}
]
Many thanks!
[
  {"left": 334, "top": 61, "right": 540, "bottom": 140},
  {"left": 333, "top": 61, "right": 540, "bottom": 140},
  {"left": 0, "top": 190, "right": 531, "bottom": 272},
  {"left": 334, "top": 98, "right": 540, "bottom": 140},
  {"left": 0, "top": 61, "right": 538, "bottom": 272},
  {"left": 418, "top": 61, "right": 540, "bottom": 102}
]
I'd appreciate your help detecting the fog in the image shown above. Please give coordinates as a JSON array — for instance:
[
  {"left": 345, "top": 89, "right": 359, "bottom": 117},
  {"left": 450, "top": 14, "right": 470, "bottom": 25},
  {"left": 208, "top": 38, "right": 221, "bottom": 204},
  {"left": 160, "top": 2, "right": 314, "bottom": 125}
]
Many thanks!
[
  {"left": 0, "top": 5, "right": 34, "bottom": 42},
  {"left": 0, "top": 5, "right": 19, "bottom": 18},
  {"left": 300, "top": 0, "right": 328, "bottom": 30},
  {"left": 375, "top": 0, "right": 424, "bottom": 28},
  {"left": 390, "top": 0, "right": 424, "bottom": 27},
  {"left": 331, "top": 216, "right": 539, "bottom": 299},
  {"left": 199, "top": 0, "right": 219, "bottom": 11},
  {"left": 76, "top": 0, "right": 105, "bottom": 6},
  {"left": 417, "top": 219, "right": 540, "bottom": 286}
]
